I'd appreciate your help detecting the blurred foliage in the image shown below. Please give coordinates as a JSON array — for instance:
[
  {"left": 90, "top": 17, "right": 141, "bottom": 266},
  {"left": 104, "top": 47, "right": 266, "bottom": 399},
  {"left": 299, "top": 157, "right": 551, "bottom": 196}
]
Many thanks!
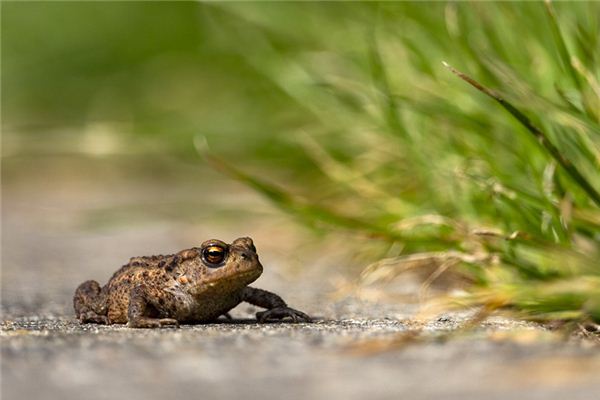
[
  {"left": 2, "top": 2, "right": 313, "bottom": 169},
  {"left": 3, "top": 2, "right": 600, "bottom": 324}
]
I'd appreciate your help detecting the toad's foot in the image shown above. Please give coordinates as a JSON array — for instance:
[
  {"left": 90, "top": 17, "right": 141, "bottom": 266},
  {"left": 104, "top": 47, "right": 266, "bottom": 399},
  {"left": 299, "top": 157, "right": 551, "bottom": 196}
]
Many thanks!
[
  {"left": 78, "top": 311, "right": 109, "bottom": 325},
  {"left": 256, "top": 307, "right": 312, "bottom": 323},
  {"left": 128, "top": 318, "right": 180, "bottom": 329}
]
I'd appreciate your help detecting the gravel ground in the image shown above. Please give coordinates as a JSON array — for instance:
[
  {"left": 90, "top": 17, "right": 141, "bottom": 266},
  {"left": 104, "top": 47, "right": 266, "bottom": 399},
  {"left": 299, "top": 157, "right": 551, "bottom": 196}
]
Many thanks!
[
  {"left": 2, "top": 158, "right": 600, "bottom": 400},
  {"left": 3, "top": 313, "right": 600, "bottom": 400}
]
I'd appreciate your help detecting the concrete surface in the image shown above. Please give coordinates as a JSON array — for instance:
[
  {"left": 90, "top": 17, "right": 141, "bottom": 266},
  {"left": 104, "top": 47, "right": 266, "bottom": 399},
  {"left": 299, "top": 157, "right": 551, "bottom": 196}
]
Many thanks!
[
  {"left": 2, "top": 157, "right": 600, "bottom": 400},
  {"left": 3, "top": 312, "right": 600, "bottom": 400}
]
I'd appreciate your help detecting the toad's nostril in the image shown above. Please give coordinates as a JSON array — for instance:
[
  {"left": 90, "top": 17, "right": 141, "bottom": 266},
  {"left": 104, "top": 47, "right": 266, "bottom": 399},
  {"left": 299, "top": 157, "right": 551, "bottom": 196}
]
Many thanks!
[{"left": 241, "top": 252, "right": 250, "bottom": 260}]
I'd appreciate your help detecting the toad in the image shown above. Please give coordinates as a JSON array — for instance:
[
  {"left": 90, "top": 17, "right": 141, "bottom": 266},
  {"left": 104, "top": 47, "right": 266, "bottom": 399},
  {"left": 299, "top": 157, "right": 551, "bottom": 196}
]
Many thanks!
[{"left": 74, "top": 237, "right": 311, "bottom": 328}]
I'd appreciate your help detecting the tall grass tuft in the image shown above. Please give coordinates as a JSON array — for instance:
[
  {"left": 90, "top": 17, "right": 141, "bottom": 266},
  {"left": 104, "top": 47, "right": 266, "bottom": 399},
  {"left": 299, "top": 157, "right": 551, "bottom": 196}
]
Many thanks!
[{"left": 201, "top": 2, "right": 600, "bottom": 324}]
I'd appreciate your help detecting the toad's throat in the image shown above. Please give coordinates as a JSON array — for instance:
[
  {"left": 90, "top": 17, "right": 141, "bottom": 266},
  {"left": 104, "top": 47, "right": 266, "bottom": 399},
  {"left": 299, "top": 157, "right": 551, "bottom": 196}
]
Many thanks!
[{"left": 194, "top": 269, "right": 261, "bottom": 292}]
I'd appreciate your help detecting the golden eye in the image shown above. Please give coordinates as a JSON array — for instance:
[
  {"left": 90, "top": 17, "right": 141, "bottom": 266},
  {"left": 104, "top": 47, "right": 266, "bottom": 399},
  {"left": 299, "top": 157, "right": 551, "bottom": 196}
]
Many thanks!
[{"left": 202, "top": 245, "right": 226, "bottom": 266}]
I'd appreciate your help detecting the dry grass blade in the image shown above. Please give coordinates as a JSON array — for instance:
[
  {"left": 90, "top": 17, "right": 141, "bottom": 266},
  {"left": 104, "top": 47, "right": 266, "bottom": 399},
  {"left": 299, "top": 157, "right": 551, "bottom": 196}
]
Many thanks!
[
  {"left": 344, "top": 305, "right": 512, "bottom": 355},
  {"left": 443, "top": 61, "right": 600, "bottom": 207},
  {"left": 571, "top": 58, "right": 600, "bottom": 100},
  {"left": 196, "top": 137, "right": 408, "bottom": 242},
  {"left": 343, "top": 330, "right": 423, "bottom": 356},
  {"left": 197, "top": 137, "right": 465, "bottom": 247}
]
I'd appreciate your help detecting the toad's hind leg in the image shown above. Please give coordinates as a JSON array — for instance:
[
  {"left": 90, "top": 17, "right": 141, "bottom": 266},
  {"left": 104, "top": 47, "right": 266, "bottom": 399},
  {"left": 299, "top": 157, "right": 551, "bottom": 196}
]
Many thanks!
[
  {"left": 127, "top": 284, "right": 179, "bottom": 329},
  {"left": 74, "top": 280, "right": 109, "bottom": 324}
]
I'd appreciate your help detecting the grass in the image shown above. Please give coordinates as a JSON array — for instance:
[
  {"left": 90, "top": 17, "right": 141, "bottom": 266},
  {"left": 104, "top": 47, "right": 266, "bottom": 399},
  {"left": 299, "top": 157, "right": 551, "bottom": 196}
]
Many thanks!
[{"left": 199, "top": 2, "right": 600, "bottom": 325}]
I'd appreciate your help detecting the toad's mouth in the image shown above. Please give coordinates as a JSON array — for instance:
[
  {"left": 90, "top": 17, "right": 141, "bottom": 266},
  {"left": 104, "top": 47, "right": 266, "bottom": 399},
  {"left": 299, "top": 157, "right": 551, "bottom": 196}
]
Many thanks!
[{"left": 203, "top": 269, "right": 261, "bottom": 288}]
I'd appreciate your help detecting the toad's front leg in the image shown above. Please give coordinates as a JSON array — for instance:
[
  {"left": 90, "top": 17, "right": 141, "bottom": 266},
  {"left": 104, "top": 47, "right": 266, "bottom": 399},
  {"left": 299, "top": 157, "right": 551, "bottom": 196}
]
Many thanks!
[{"left": 242, "top": 286, "right": 311, "bottom": 323}]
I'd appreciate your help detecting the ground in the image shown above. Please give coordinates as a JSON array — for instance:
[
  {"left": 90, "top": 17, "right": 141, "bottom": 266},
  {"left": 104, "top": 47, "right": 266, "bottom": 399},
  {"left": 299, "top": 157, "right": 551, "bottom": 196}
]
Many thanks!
[
  {"left": 3, "top": 312, "right": 600, "bottom": 400},
  {"left": 2, "top": 158, "right": 600, "bottom": 400}
]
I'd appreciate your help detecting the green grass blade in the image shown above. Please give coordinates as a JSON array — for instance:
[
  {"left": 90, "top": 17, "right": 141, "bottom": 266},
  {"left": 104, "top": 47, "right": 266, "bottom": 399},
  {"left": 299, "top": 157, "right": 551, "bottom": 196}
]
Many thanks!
[
  {"left": 544, "top": 0, "right": 582, "bottom": 91},
  {"left": 197, "top": 140, "right": 464, "bottom": 248},
  {"left": 545, "top": 1, "right": 599, "bottom": 121},
  {"left": 198, "top": 142, "right": 402, "bottom": 243},
  {"left": 443, "top": 62, "right": 600, "bottom": 207},
  {"left": 368, "top": 33, "right": 404, "bottom": 136}
]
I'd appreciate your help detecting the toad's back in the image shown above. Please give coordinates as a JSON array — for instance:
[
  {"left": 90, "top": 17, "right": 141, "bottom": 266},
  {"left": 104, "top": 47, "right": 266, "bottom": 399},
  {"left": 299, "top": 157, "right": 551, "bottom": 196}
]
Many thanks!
[{"left": 104, "top": 255, "right": 175, "bottom": 323}]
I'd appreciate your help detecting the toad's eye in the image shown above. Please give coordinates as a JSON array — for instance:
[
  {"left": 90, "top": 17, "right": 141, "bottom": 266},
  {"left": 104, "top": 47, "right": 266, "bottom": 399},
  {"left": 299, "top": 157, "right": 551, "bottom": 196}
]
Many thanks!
[{"left": 202, "top": 245, "right": 226, "bottom": 266}]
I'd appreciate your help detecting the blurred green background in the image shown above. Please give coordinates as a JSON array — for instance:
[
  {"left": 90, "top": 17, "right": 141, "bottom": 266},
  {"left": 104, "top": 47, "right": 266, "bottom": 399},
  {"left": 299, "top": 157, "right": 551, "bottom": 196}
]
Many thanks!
[
  {"left": 3, "top": 2, "right": 316, "bottom": 166},
  {"left": 3, "top": 2, "right": 600, "bottom": 323}
]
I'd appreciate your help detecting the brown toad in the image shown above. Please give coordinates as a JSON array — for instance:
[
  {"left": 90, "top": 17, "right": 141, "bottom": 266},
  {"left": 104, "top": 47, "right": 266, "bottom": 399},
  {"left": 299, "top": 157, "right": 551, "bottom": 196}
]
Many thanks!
[{"left": 74, "top": 237, "right": 310, "bottom": 328}]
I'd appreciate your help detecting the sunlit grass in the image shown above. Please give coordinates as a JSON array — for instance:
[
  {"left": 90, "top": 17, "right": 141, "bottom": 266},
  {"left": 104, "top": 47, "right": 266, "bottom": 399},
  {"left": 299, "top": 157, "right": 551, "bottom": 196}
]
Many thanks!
[{"left": 202, "top": 2, "right": 600, "bottom": 325}]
